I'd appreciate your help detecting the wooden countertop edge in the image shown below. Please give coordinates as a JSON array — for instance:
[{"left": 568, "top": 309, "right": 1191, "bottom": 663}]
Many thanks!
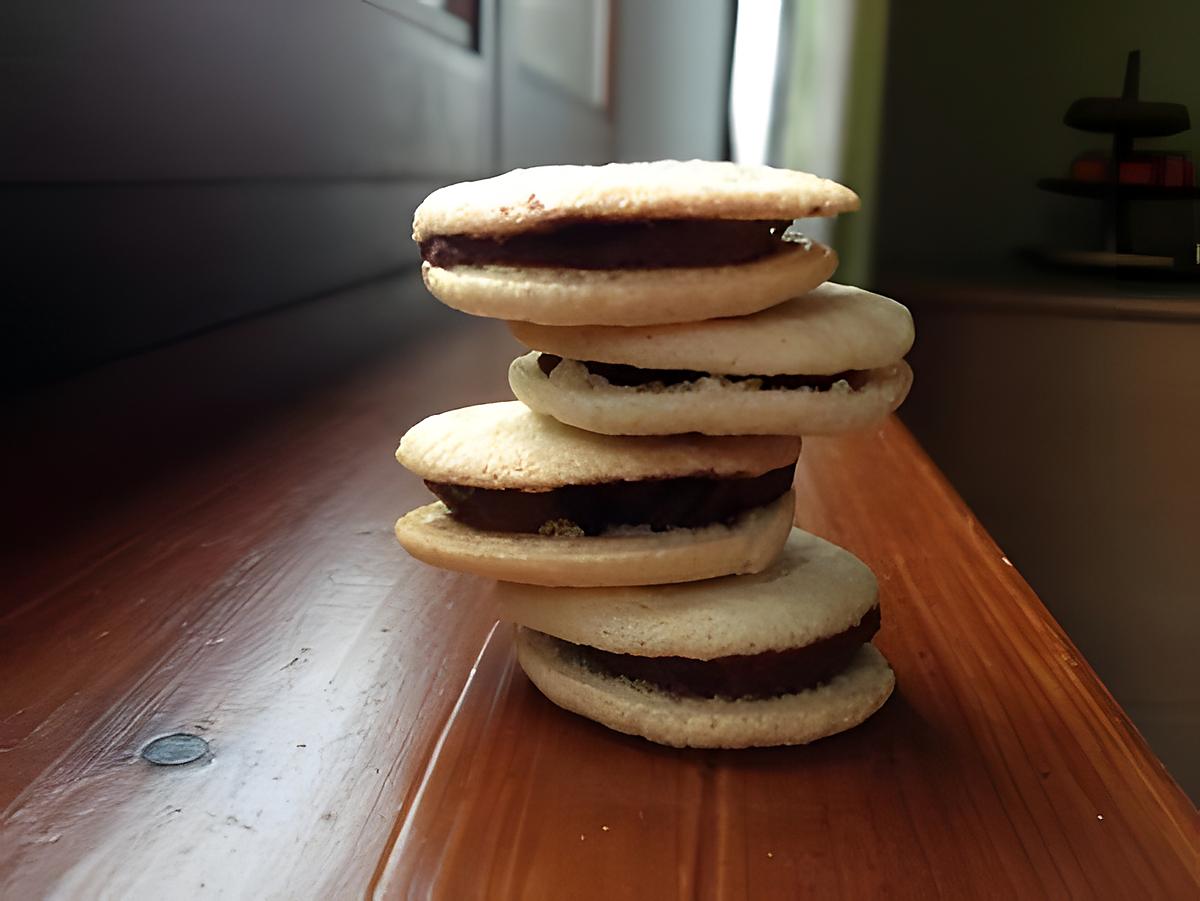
[{"left": 864, "top": 424, "right": 1198, "bottom": 842}]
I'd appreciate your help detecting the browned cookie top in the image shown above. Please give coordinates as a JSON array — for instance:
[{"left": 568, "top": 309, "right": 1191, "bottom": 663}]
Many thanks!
[
  {"left": 496, "top": 529, "right": 879, "bottom": 659},
  {"left": 396, "top": 401, "right": 801, "bottom": 490},
  {"left": 412, "top": 160, "right": 860, "bottom": 242}
]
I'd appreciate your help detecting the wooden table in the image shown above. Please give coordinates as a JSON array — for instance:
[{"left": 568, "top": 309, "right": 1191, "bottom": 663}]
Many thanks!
[{"left": 2, "top": 277, "right": 1197, "bottom": 899}]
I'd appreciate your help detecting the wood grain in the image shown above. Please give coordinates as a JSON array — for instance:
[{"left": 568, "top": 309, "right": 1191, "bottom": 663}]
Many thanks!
[{"left": 2, "top": 287, "right": 1196, "bottom": 899}]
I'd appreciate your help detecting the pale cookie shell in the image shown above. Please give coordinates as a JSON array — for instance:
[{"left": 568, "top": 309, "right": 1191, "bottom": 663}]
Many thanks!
[
  {"left": 397, "top": 401, "right": 801, "bottom": 489},
  {"left": 394, "top": 491, "right": 795, "bottom": 588},
  {"left": 421, "top": 241, "right": 837, "bottom": 327},
  {"left": 508, "top": 354, "right": 912, "bottom": 436},
  {"left": 495, "top": 528, "right": 878, "bottom": 658},
  {"left": 516, "top": 629, "right": 895, "bottom": 748},
  {"left": 412, "top": 160, "right": 860, "bottom": 241},
  {"left": 509, "top": 282, "right": 914, "bottom": 374}
]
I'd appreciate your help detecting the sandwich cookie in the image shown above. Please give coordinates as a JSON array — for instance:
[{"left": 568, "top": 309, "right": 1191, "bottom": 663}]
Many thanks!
[
  {"left": 395, "top": 402, "right": 800, "bottom": 587},
  {"left": 509, "top": 282, "right": 915, "bottom": 436},
  {"left": 412, "top": 160, "right": 858, "bottom": 326},
  {"left": 499, "top": 529, "right": 895, "bottom": 748}
]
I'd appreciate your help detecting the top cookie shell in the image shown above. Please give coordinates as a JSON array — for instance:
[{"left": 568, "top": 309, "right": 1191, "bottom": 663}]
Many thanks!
[
  {"left": 510, "top": 283, "right": 915, "bottom": 374},
  {"left": 412, "top": 160, "right": 860, "bottom": 241},
  {"left": 397, "top": 401, "right": 801, "bottom": 490},
  {"left": 495, "top": 528, "right": 879, "bottom": 658}
]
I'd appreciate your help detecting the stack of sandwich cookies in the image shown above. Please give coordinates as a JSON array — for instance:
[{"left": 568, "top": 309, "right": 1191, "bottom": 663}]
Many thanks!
[
  {"left": 396, "top": 160, "right": 907, "bottom": 748},
  {"left": 412, "top": 160, "right": 855, "bottom": 326}
]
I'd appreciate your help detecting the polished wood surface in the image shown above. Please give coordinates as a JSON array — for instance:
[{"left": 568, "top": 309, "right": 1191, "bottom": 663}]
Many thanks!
[{"left": 2, "top": 284, "right": 1197, "bottom": 899}]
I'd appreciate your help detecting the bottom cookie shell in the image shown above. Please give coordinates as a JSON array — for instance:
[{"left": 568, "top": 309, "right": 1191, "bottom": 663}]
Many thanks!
[
  {"left": 515, "top": 627, "right": 895, "bottom": 748},
  {"left": 394, "top": 490, "right": 794, "bottom": 588},
  {"left": 509, "top": 352, "right": 913, "bottom": 436}
]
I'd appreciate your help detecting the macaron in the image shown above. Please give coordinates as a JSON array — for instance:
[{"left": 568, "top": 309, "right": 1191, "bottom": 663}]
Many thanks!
[
  {"left": 498, "top": 528, "right": 895, "bottom": 748},
  {"left": 412, "top": 160, "right": 859, "bottom": 326},
  {"left": 394, "top": 402, "right": 800, "bottom": 587},
  {"left": 508, "top": 282, "right": 915, "bottom": 436}
]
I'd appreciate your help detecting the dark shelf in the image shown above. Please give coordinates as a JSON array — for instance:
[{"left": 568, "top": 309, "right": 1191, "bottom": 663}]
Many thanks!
[
  {"left": 1064, "top": 97, "right": 1189, "bottom": 136},
  {"left": 1037, "top": 177, "right": 1200, "bottom": 200}
]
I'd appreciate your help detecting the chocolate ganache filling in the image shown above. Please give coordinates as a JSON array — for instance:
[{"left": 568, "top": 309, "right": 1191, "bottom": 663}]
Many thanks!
[
  {"left": 425, "top": 464, "right": 794, "bottom": 536},
  {"left": 555, "top": 606, "right": 880, "bottom": 699},
  {"left": 420, "top": 219, "right": 800, "bottom": 270},
  {"left": 538, "top": 353, "right": 869, "bottom": 392}
]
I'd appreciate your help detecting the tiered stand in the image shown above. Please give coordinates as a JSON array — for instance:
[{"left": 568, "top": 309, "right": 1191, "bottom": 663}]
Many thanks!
[{"left": 1032, "top": 50, "right": 1199, "bottom": 276}]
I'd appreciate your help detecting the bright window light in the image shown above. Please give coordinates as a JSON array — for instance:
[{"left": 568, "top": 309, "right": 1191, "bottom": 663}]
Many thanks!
[{"left": 729, "top": 0, "right": 783, "bottom": 165}]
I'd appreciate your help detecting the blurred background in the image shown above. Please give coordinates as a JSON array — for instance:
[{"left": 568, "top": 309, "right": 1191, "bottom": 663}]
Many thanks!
[{"left": 3, "top": 0, "right": 1197, "bottom": 798}]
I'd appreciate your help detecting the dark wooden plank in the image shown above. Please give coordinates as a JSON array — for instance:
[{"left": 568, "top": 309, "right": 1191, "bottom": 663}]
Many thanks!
[
  {"left": 0, "top": 289, "right": 511, "bottom": 897},
  {"left": 1, "top": 302, "right": 1196, "bottom": 898}
]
